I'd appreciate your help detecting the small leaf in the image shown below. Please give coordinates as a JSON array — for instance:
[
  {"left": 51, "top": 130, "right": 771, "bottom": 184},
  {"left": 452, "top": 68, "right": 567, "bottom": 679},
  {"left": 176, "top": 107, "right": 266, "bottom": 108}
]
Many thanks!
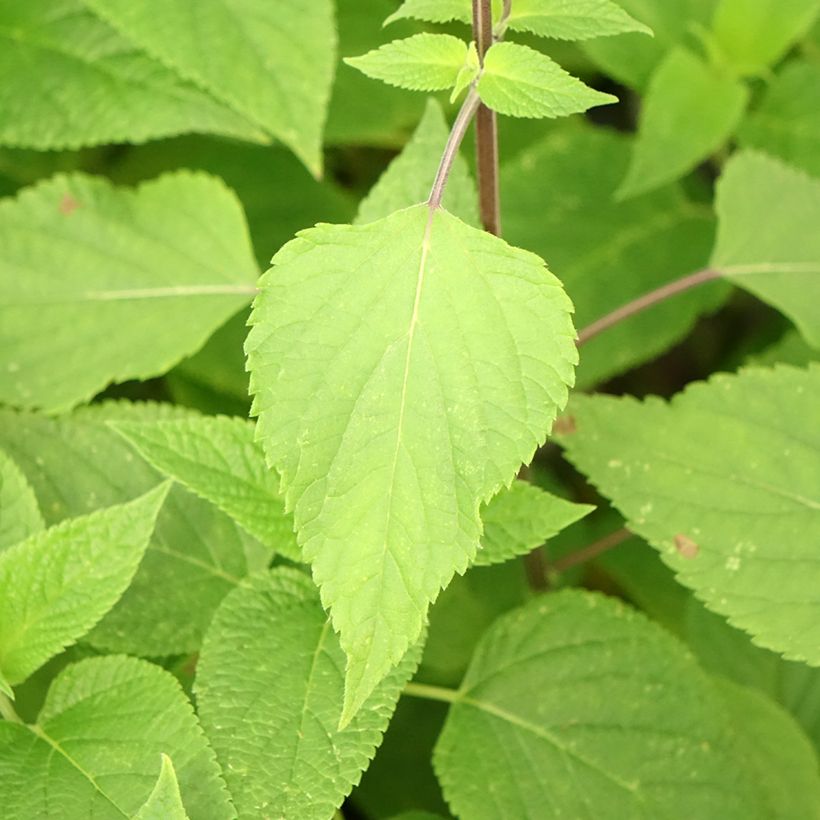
[
  {"left": 0, "top": 0, "right": 264, "bottom": 150},
  {"left": 712, "top": 0, "right": 820, "bottom": 76},
  {"left": 246, "top": 205, "right": 577, "bottom": 724},
  {"left": 346, "top": 34, "right": 470, "bottom": 92},
  {"left": 134, "top": 755, "right": 190, "bottom": 820},
  {"left": 111, "top": 416, "right": 298, "bottom": 561},
  {"left": 0, "top": 656, "right": 234, "bottom": 819},
  {"left": 506, "top": 0, "right": 653, "bottom": 41},
  {"left": 0, "top": 484, "right": 168, "bottom": 687},
  {"left": 450, "top": 42, "right": 480, "bottom": 103},
  {"left": 557, "top": 365, "right": 820, "bottom": 667},
  {"left": 738, "top": 60, "right": 820, "bottom": 177},
  {"left": 712, "top": 151, "right": 820, "bottom": 347},
  {"left": 355, "top": 99, "right": 478, "bottom": 226},
  {"left": 617, "top": 48, "right": 749, "bottom": 199},
  {"left": 476, "top": 481, "right": 593, "bottom": 567},
  {"left": 384, "top": 0, "right": 470, "bottom": 26},
  {"left": 0, "top": 448, "right": 43, "bottom": 552},
  {"left": 196, "top": 568, "right": 421, "bottom": 819},
  {"left": 84, "top": 0, "right": 336, "bottom": 175},
  {"left": 0, "top": 172, "right": 259, "bottom": 412},
  {"left": 434, "top": 590, "right": 767, "bottom": 818},
  {"left": 478, "top": 42, "right": 617, "bottom": 118}
]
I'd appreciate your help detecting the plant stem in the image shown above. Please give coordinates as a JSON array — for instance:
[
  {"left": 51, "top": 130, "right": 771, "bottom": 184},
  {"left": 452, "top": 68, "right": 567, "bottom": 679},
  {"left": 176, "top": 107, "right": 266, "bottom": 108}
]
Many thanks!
[
  {"left": 403, "top": 681, "right": 461, "bottom": 704},
  {"left": 576, "top": 268, "right": 722, "bottom": 347},
  {"left": 0, "top": 692, "right": 22, "bottom": 723},
  {"left": 473, "top": 0, "right": 501, "bottom": 236},
  {"left": 547, "top": 527, "right": 632, "bottom": 574}
]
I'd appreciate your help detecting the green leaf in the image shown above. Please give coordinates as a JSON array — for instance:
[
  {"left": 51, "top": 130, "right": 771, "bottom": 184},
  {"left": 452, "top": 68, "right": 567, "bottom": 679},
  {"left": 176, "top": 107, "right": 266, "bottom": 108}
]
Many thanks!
[
  {"left": 617, "top": 48, "right": 749, "bottom": 199},
  {"left": 355, "top": 99, "right": 478, "bottom": 226},
  {"left": 582, "top": 0, "right": 718, "bottom": 90},
  {"left": 476, "top": 481, "right": 592, "bottom": 567},
  {"left": 384, "top": 0, "right": 468, "bottom": 26},
  {"left": 738, "top": 61, "right": 820, "bottom": 177},
  {"left": 0, "top": 484, "right": 167, "bottom": 687},
  {"left": 84, "top": 0, "right": 336, "bottom": 175},
  {"left": 718, "top": 680, "right": 820, "bottom": 818},
  {"left": 749, "top": 328, "right": 819, "bottom": 369},
  {"left": 0, "top": 0, "right": 264, "bottom": 150},
  {"left": 478, "top": 42, "right": 617, "bottom": 118},
  {"left": 111, "top": 416, "right": 298, "bottom": 561},
  {"left": 346, "top": 34, "right": 470, "bottom": 92},
  {"left": 0, "top": 448, "right": 43, "bottom": 552},
  {"left": 712, "top": 0, "right": 820, "bottom": 76},
  {"left": 246, "top": 205, "right": 577, "bottom": 724},
  {"left": 687, "top": 601, "right": 820, "bottom": 748},
  {"left": 433, "top": 590, "right": 766, "bottom": 819},
  {"left": 502, "top": 123, "right": 725, "bottom": 387},
  {"left": 557, "top": 365, "right": 820, "bottom": 667},
  {"left": 506, "top": 0, "right": 653, "bottom": 41},
  {"left": 0, "top": 656, "right": 234, "bottom": 819},
  {"left": 712, "top": 151, "right": 820, "bottom": 347},
  {"left": 196, "top": 568, "right": 421, "bottom": 820},
  {"left": 0, "top": 172, "right": 259, "bottom": 412},
  {"left": 134, "top": 755, "right": 190, "bottom": 820},
  {"left": 0, "top": 403, "right": 271, "bottom": 657}
]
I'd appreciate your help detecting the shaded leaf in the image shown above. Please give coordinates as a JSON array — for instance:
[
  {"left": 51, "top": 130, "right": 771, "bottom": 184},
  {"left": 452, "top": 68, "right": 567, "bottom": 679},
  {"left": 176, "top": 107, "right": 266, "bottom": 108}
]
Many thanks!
[
  {"left": 196, "top": 568, "right": 421, "bottom": 820},
  {"left": 246, "top": 205, "right": 576, "bottom": 723},
  {"left": 0, "top": 172, "right": 258, "bottom": 412},
  {"left": 505, "top": 0, "right": 653, "bottom": 41},
  {"left": 0, "top": 448, "right": 43, "bottom": 552},
  {"left": 0, "top": 484, "right": 167, "bottom": 687}
]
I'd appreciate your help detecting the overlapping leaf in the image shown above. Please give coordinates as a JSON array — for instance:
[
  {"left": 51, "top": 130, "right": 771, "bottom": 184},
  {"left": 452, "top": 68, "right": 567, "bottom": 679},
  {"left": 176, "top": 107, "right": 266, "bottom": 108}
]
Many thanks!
[
  {"left": 0, "top": 404, "right": 271, "bottom": 657},
  {"left": 112, "top": 416, "right": 298, "bottom": 561},
  {"left": 0, "top": 449, "right": 43, "bottom": 552},
  {"left": 196, "top": 569, "right": 421, "bottom": 819},
  {"left": 617, "top": 48, "right": 749, "bottom": 198},
  {"left": 712, "top": 151, "right": 820, "bottom": 347},
  {"left": 0, "top": 172, "right": 259, "bottom": 412},
  {"left": 558, "top": 365, "right": 820, "bottom": 666},
  {"left": 478, "top": 42, "right": 617, "bottom": 118},
  {"left": 0, "top": 0, "right": 263, "bottom": 150},
  {"left": 246, "top": 204, "right": 577, "bottom": 723},
  {"left": 85, "top": 0, "right": 336, "bottom": 174},
  {"left": 355, "top": 99, "right": 478, "bottom": 226},
  {"left": 134, "top": 756, "right": 190, "bottom": 820},
  {"left": 346, "top": 34, "right": 472, "bottom": 92},
  {"left": 0, "top": 484, "right": 167, "bottom": 687},
  {"left": 0, "top": 656, "right": 233, "bottom": 819},
  {"left": 434, "top": 590, "right": 768, "bottom": 818}
]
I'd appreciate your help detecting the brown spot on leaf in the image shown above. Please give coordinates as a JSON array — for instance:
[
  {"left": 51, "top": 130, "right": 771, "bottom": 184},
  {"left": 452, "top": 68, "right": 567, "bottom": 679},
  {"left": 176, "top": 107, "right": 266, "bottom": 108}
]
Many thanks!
[
  {"left": 553, "top": 415, "right": 577, "bottom": 435},
  {"left": 59, "top": 194, "right": 80, "bottom": 215},
  {"left": 674, "top": 534, "right": 699, "bottom": 559}
]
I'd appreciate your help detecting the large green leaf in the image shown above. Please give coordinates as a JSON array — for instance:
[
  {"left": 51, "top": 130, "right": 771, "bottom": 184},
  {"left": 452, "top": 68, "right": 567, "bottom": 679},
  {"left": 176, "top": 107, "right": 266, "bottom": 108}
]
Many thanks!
[
  {"left": 582, "top": 0, "right": 717, "bottom": 89},
  {"left": 0, "top": 0, "right": 263, "bottom": 150},
  {"left": 476, "top": 481, "right": 592, "bottom": 567},
  {"left": 712, "top": 0, "right": 820, "bottom": 76},
  {"left": 355, "top": 99, "right": 478, "bottom": 226},
  {"left": 0, "top": 448, "right": 43, "bottom": 552},
  {"left": 197, "top": 568, "right": 420, "bottom": 819},
  {"left": 0, "top": 172, "right": 258, "bottom": 412},
  {"left": 0, "top": 484, "right": 167, "bottom": 687},
  {"left": 433, "top": 590, "right": 766, "bottom": 819},
  {"left": 712, "top": 151, "right": 820, "bottom": 347},
  {"left": 0, "top": 656, "right": 234, "bottom": 819},
  {"left": 246, "top": 204, "right": 576, "bottom": 723},
  {"left": 617, "top": 48, "right": 748, "bottom": 198},
  {"left": 501, "top": 123, "right": 723, "bottom": 386},
  {"left": 346, "top": 34, "right": 471, "bottom": 92},
  {"left": 85, "top": 0, "right": 336, "bottom": 175},
  {"left": 0, "top": 404, "right": 271, "bottom": 657},
  {"left": 112, "top": 416, "right": 297, "bottom": 561},
  {"left": 134, "top": 756, "right": 190, "bottom": 820},
  {"left": 478, "top": 42, "right": 617, "bottom": 118},
  {"left": 558, "top": 365, "right": 820, "bottom": 666},
  {"left": 738, "top": 61, "right": 820, "bottom": 177}
]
